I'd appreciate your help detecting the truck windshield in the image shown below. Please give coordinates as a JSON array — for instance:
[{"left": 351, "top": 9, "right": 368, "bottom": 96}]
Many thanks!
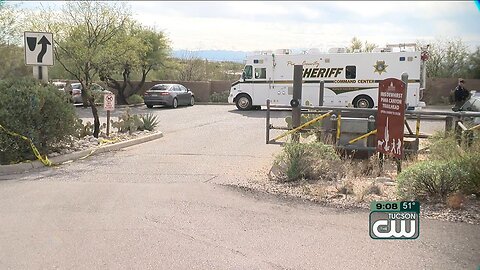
[{"left": 243, "top": 65, "right": 253, "bottom": 79}]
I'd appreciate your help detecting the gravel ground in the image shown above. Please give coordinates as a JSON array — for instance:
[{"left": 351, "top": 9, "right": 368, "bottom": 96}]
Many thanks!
[
  {"left": 48, "top": 130, "right": 158, "bottom": 157},
  {"left": 229, "top": 162, "right": 480, "bottom": 225}
]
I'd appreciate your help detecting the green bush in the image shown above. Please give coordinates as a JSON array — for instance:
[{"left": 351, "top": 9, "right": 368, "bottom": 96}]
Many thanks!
[
  {"left": 0, "top": 78, "right": 77, "bottom": 164},
  {"left": 126, "top": 94, "right": 144, "bottom": 105},
  {"left": 209, "top": 91, "right": 229, "bottom": 103},
  {"left": 452, "top": 152, "right": 480, "bottom": 195},
  {"left": 397, "top": 132, "right": 480, "bottom": 200},
  {"left": 274, "top": 141, "right": 341, "bottom": 182},
  {"left": 397, "top": 150, "right": 480, "bottom": 200},
  {"left": 427, "top": 131, "right": 463, "bottom": 161},
  {"left": 397, "top": 160, "right": 465, "bottom": 201}
]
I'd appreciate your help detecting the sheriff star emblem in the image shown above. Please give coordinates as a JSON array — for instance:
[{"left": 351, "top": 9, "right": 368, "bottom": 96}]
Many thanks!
[{"left": 374, "top": 60, "right": 388, "bottom": 75}]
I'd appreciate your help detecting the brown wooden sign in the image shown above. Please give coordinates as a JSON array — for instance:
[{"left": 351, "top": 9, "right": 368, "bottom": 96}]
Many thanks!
[{"left": 376, "top": 78, "right": 406, "bottom": 158}]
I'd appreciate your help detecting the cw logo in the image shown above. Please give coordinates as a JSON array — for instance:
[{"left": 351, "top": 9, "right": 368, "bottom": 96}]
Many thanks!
[{"left": 372, "top": 219, "right": 417, "bottom": 239}]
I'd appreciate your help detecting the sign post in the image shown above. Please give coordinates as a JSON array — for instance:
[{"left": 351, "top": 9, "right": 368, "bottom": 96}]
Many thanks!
[
  {"left": 24, "top": 31, "right": 54, "bottom": 82},
  {"left": 291, "top": 65, "right": 303, "bottom": 143},
  {"left": 104, "top": 93, "right": 115, "bottom": 137},
  {"left": 376, "top": 77, "right": 407, "bottom": 167}
]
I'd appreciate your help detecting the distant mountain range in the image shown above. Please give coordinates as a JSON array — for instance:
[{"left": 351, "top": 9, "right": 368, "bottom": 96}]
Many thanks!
[{"left": 172, "top": 50, "right": 249, "bottom": 63}]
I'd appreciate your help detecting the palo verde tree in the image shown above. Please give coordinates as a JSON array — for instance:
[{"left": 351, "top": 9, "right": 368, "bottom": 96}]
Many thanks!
[
  {"left": 99, "top": 24, "right": 171, "bottom": 104},
  {"left": 26, "top": 1, "right": 132, "bottom": 137}
]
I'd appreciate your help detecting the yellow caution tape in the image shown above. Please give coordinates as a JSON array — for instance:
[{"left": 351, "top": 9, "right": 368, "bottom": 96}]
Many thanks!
[
  {"left": 99, "top": 138, "right": 120, "bottom": 145},
  {"left": 0, "top": 123, "right": 52, "bottom": 166},
  {"left": 0, "top": 122, "right": 124, "bottom": 165},
  {"left": 78, "top": 137, "right": 120, "bottom": 160}
]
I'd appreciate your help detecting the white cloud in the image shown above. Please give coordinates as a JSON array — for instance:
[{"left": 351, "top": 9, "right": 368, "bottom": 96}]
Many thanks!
[{"left": 20, "top": 1, "right": 480, "bottom": 52}]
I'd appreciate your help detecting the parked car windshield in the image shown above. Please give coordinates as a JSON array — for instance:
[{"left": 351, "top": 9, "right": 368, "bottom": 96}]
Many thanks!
[
  {"left": 71, "top": 83, "right": 82, "bottom": 89},
  {"left": 151, "top": 84, "right": 169, "bottom": 90}
]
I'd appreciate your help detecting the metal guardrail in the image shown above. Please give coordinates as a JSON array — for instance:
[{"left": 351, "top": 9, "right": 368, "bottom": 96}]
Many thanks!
[
  {"left": 273, "top": 111, "right": 333, "bottom": 141},
  {"left": 266, "top": 100, "right": 480, "bottom": 152}
]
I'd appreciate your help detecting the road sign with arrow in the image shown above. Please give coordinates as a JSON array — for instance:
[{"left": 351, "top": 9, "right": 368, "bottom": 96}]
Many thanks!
[{"left": 24, "top": 31, "right": 54, "bottom": 66}]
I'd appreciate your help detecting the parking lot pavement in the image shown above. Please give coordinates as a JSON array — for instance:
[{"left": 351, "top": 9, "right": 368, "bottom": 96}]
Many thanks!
[
  {"left": 75, "top": 104, "right": 449, "bottom": 136},
  {"left": 1, "top": 105, "right": 479, "bottom": 269}
]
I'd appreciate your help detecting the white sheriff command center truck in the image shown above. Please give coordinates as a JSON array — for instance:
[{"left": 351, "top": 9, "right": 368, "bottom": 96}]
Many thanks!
[{"left": 228, "top": 44, "right": 428, "bottom": 110}]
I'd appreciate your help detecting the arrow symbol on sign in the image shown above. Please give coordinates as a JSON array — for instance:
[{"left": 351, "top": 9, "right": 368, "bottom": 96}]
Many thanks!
[{"left": 37, "top": 35, "right": 51, "bottom": 63}]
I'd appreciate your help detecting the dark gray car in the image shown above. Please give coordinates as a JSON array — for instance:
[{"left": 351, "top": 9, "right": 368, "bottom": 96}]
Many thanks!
[{"left": 144, "top": 84, "right": 195, "bottom": 108}]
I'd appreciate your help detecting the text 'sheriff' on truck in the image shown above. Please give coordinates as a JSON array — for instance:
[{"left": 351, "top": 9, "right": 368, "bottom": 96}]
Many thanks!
[{"left": 228, "top": 44, "right": 428, "bottom": 110}]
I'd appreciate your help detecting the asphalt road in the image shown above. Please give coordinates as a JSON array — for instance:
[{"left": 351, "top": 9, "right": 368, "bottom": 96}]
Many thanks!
[{"left": 0, "top": 105, "right": 478, "bottom": 269}]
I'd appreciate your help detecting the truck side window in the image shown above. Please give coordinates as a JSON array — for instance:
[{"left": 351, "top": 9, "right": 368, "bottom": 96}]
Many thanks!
[
  {"left": 255, "top": 68, "right": 266, "bottom": 79},
  {"left": 243, "top": 65, "right": 253, "bottom": 79},
  {"left": 346, "top": 66, "right": 356, "bottom": 79}
]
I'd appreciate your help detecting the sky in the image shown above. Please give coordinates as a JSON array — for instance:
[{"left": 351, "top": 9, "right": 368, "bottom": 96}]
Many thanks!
[{"left": 16, "top": 1, "right": 480, "bottom": 52}]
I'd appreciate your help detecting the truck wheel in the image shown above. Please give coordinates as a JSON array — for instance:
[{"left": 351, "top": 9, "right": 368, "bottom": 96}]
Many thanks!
[
  {"left": 353, "top": 95, "right": 374, "bottom": 108},
  {"left": 235, "top": 94, "right": 252, "bottom": 110}
]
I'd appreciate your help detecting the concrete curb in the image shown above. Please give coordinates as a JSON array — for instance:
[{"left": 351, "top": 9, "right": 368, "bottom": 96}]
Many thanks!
[
  {"left": 0, "top": 132, "right": 163, "bottom": 175},
  {"left": 115, "top": 103, "right": 145, "bottom": 108}
]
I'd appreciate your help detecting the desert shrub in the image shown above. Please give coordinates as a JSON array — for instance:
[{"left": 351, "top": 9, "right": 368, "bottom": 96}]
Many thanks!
[
  {"left": 111, "top": 109, "right": 160, "bottom": 133},
  {"left": 274, "top": 141, "right": 341, "bottom": 182},
  {"left": 140, "top": 113, "right": 159, "bottom": 131},
  {"left": 397, "top": 160, "right": 468, "bottom": 201},
  {"left": 111, "top": 108, "right": 144, "bottom": 134},
  {"left": 73, "top": 119, "right": 94, "bottom": 138},
  {"left": 398, "top": 131, "right": 480, "bottom": 200},
  {"left": 452, "top": 152, "right": 480, "bottom": 195},
  {"left": 336, "top": 180, "right": 354, "bottom": 195},
  {"left": 427, "top": 131, "right": 463, "bottom": 161},
  {"left": 344, "top": 155, "right": 382, "bottom": 178},
  {"left": 126, "top": 94, "right": 144, "bottom": 105},
  {"left": 0, "top": 78, "right": 77, "bottom": 164},
  {"left": 209, "top": 91, "right": 229, "bottom": 103}
]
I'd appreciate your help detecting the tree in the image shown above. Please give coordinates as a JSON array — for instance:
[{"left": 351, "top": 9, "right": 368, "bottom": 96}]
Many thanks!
[
  {"left": 0, "top": 3, "right": 30, "bottom": 79},
  {"left": 0, "top": 2, "right": 21, "bottom": 46},
  {"left": 176, "top": 52, "right": 207, "bottom": 81},
  {"left": 99, "top": 24, "right": 170, "bottom": 104},
  {"left": 417, "top": 38, "right": 470, "bottom": 78},
  {"left": 26, "top": 1, "right": 133, "bottom": 138},
  {"left": 466, "top": 47, "right": 480, "bottom": 79},
  {"left": 346, "top": 37, "right": 378, "bottom": 53}
]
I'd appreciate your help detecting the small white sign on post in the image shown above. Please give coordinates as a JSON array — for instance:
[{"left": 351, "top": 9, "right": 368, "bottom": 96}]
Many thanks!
[{"left": 104, "top": 93, "right": 115, "bottom": 111}]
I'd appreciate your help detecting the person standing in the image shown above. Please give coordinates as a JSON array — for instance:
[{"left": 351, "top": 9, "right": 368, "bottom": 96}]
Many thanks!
[{"left": 452, "top": 78, "right": 470, "bottom": 111}]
